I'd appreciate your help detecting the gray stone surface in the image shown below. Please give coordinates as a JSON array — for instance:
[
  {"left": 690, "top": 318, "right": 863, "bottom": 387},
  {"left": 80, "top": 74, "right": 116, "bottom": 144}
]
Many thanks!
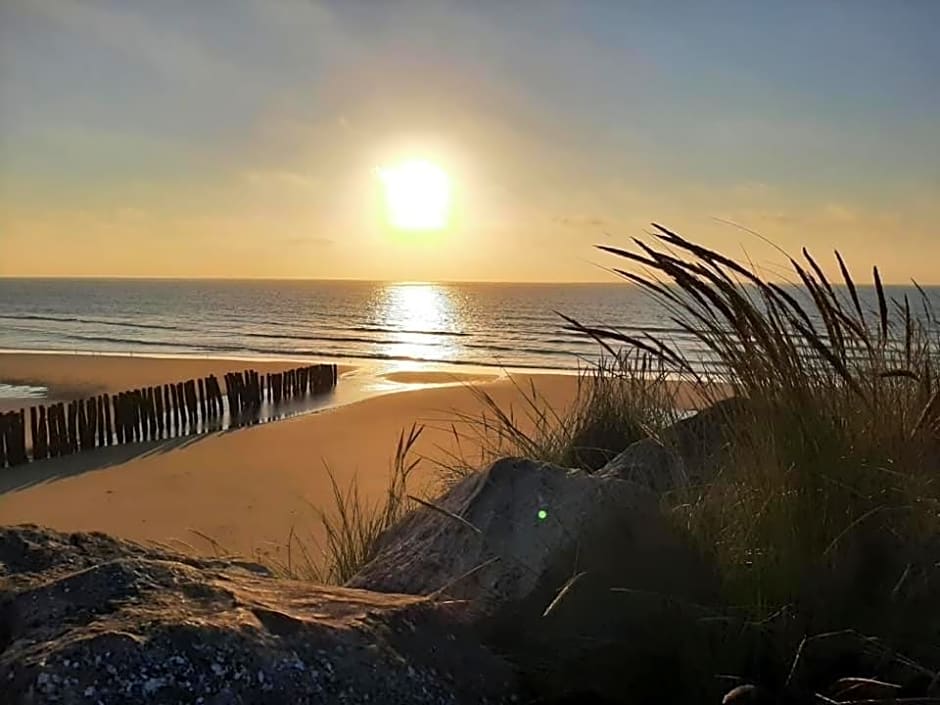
[
  {"left": 349, "top": 457, "right": 718, "bottom": 702},
  {"left": 596, "top": 437, "right": 688, "bottom": 491},
  {"left": 0, "top": 525, "right": 519, "bottom": 705},
  {"left": 599, "top": 396, "right": 748, "bottom": 492}
]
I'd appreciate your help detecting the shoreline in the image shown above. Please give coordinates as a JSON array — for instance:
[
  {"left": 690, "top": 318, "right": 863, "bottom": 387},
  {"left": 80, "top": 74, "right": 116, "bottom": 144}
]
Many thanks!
[
  {"left": 0, "top": 350, "right": 585, "bottom": 426},
  {"left": 0, "top": 346, "right": 587, "bottom": 379}
]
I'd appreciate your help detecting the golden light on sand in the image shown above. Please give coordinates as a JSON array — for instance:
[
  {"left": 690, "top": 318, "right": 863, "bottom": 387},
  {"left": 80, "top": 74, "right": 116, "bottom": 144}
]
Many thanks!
[{"left": 377, "top": 160, "right": 451, "bottom": 231}]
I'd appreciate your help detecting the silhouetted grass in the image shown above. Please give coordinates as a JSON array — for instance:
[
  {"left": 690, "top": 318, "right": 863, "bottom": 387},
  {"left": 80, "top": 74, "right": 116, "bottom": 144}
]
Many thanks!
[
  {"left": 430, "top": 352, "right": 680, "bottom": 484},
  {"left": 574, "top": 225, "right": 940, "bottom": 686}
]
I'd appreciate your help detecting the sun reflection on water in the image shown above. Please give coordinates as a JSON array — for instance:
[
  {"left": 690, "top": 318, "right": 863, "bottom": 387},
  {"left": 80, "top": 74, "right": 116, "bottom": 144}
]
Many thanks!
[{"left": 378, "top": 283, "right": 462, "bottom": 363}]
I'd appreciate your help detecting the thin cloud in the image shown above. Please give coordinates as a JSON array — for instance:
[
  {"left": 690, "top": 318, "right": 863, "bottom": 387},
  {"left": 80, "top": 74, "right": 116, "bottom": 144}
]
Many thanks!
[
  {"left": 281, "top": 235, "right": 334, "bottom": 247},
  {"left": 554, "top": 215, "right": 609, "bottom": 229},
  {"left": 242, "top": 170, "right": 320, "bottom": 192}
]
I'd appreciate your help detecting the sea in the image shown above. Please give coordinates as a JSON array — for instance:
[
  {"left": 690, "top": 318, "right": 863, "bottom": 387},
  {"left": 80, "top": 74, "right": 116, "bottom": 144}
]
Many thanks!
[{"left": 1, "top": 278, "right": 938, "bottom": 374}]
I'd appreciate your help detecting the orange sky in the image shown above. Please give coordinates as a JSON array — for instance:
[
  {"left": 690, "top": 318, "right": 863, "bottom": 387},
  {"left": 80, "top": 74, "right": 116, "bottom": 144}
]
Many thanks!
[{"left": 1, "top": 1, "right": 938, "bottom": 283}]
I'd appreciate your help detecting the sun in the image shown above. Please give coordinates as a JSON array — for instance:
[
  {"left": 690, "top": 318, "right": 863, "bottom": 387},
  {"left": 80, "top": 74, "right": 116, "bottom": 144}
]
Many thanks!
[{"left": 377, "top": 159, "right": 452, "bottom": 231}]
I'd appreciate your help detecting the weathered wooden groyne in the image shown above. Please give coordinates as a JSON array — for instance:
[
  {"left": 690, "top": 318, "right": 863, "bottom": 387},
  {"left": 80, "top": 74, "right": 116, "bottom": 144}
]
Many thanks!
[{"left": 0, "top": 363, "right": 338, "bottom": 468}]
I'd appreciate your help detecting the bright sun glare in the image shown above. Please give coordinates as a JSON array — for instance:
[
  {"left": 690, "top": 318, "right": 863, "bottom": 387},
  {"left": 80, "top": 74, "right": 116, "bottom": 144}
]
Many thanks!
[{"left": 377, "top": 160, "right": 451, "bottom": 231}]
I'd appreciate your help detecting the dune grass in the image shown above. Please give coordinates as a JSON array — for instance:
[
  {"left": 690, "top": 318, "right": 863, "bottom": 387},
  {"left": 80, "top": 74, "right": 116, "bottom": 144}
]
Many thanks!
[
  {"left": 264, "top": 423, "right": 424, "bottom": 584},
  {"left": 429, "top": 352, "right": 681, "bottom": 485},
  {"left": 569, "top": 224, "right": 940, "bottom": 684}
]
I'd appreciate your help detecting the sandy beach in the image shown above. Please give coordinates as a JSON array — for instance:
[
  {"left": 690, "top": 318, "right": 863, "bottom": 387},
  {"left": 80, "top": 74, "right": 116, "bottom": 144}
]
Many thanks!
[
  {"left": 0, "top": 352, "right": 713, "bottom": 564},
  {"left": 0, "top": 353, "right": 589, "bottom": 561}
]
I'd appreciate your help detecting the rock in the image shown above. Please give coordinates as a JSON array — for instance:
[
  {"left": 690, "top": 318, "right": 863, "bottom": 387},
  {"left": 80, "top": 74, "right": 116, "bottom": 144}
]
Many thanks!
[
  {"left": 595, "top": 438, "right": 687, "bottom": 492},
  {"left": 598, "top": 396, "right": 748, "bottom": 491},
  {"left": 722, "top": 684, "right": 770, "bottom": 704},
  {"left": 0, "top": 525, "right": 519, "bottom": 705},
  {"left": 349, "top": 457, "right": 719, "bottom": 702}
]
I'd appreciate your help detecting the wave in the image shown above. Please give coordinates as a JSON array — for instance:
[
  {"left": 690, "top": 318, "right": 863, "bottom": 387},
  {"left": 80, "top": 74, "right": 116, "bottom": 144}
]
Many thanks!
[
  {"left": 348, "top": 325, "right": 470, "bottom": 337},
  {"left": 0, "top": 313, "right": 184, "bottom": 333}
]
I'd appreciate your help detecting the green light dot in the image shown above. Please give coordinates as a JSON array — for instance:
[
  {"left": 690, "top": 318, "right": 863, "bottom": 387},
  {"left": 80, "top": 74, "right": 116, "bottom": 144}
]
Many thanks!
[{"left": 537, "top": 509, "right": 548, "bottom": 521}]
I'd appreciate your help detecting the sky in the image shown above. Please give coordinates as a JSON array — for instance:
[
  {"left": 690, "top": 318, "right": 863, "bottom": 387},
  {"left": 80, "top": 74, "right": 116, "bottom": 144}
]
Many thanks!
[{"left": 1, "top": 0, "right": 938, "bottom": 283}]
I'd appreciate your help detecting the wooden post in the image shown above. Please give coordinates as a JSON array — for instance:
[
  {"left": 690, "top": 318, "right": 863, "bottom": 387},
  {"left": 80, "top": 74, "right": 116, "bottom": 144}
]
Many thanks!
[
  {"left": 75, "top": 400, "right": 86, "bottom": 451},
  {"left": 140, "top": 389, "right": 149, "bottom": 441},
  {"left": 174, "top": 383, "right": 184, "bottom": 432},
  {"left": 3, "top": 413, "right": 13, "bottom": 467},
  {"left": 115, "top": 394, "right": 125, "bottom": 444},
  {"left": 4, "top": 412, "right": 15, "bottom": 466},
  {"left": 225, "top": 373, "right": 235, "bottom": 421},
  {"left": 97, "top": 396, "right": 106, "bottom": 447},
  {"left": 223, "top": 374, "right": 230, "bottom": 420},
  {"left": 155, "top": 387, "right": 164, "bottom": 437},
  {"left": 79, "top": 398, "right": 98, "bottom": 450},
  {"left": 47, "top": 405, "right": 58, "bottom": 457},
  {"left": 37, "top": 406, "right": 49, "bottom": 460},
  {"left": 205, "top": 377, "right": 214, "bottom": 418},
  {"left": 29, "top": 407, "right": 38, "bottom": 461},
  {"left": 204, "top": 377, "right": 213, "bottom": 419},
  {"left": 126, "top": 392, "right": 135, "bottom": 443},
  {"left": 65, "top": 401, "right": 75, "bottom": 453},
  {"left": 183, "top": 380, "right": 193, "bottom": 426},
  {"left": 0, "top": 413, "right": 7, "bottom": 468},
  {"left": 163, "top": 384, "right": 173, "bottom": 437},
  {"left": 194, "top": 378, "right": 202, "bottom": 421},
  {"left": 85, "top": 398, "right": 94, "bottom": 449},
  {"left": 145, "top": 388, "right": 154, "bottom": 440},
  {"left": 180, "top": 381, "right": 188, "bottom": 431},
  {"left": 190, "top": 380, "right": 199, "bottom": 424},
  {"left": 169, "top": 384, "right": 178, "bottom": 434},
  {"left": 141, "top": 389, "right": 150, "bottom": 441},
  {"left": 103, "top": 394, "right": 113, "bottom": 446},
  {"left": 143, "top": 389, "right": 151, "bottom": 440},
  {"left": 89, "top": 397, "right": 98, "bottom": 448},
  {"left": 130, "top": 391, "right": 138, "bottom": 442},
  {"left": 59, "top": 402, "right": 69, "bottom": 454},
  {"left": 55, "top": 403, "right": 65, "bottom": 456},
  {"left": 86, "top": 398, "right": 98, "bottom": 450},
  {"left": 11, "top": 410, "right": 27, "bottom": 465},
  {"left": 126, "top": 391, "right": 136, "bottom": 443},
  {"left": 123, "top": 392, "right": 131, "bottom": 444},
  {"left": 148, "top": 387, "right": 157, "bottom": 440},
  {"left": 211, "top": 376, "right": 220, "bottom": 418}
]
